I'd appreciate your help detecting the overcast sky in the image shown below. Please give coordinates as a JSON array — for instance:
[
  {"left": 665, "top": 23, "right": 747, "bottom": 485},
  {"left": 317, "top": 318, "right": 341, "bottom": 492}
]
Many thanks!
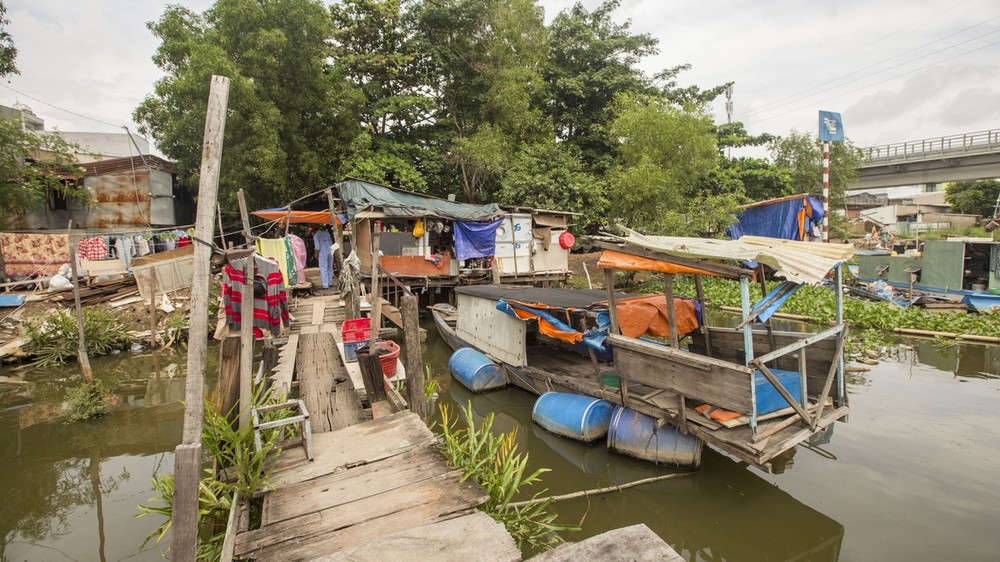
[{"left": 3, "top": 0, "right": 999, "bottom": 155}]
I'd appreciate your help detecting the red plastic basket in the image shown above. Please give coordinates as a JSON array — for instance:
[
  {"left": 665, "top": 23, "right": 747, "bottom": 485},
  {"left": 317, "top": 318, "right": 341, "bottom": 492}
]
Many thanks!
[{"left": 341, "top": 318, "right": 371, "bottom": 344}]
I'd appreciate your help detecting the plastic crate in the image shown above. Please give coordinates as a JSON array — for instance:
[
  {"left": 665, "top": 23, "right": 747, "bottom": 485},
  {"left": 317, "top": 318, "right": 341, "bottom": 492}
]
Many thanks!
[
  {"left": 343, "top": 341, "right": 365, "bottom": 363},
  {"left": 342, "top": 318, "right": 371, "bottom": 344}
]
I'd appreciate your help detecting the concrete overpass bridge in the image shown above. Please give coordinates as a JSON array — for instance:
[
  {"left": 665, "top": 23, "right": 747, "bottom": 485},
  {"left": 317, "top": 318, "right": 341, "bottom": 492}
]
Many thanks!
[{"left": 852, "top": 128, "right": 1000, "bottom": 191}]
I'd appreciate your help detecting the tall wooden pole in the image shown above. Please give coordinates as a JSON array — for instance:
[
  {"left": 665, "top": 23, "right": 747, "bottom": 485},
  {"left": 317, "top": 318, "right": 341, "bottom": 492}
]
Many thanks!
[
  {"left": 236, "top": 189, "right": 255, "bottom": 431},
  {"left": 369, "top": 229, "right": 381, "bottom": 347},
  {"left": 326, "top": 189, "right": 345, "bottom": 289},
  {"left": 401, "top": 294, "right": 425, "bottom": 418},
  {"left": 67, "top": 221, "right": 93, "bottom": 384},
  {"left": 172, "top": 74, "right": 230, "bottom": 562}
]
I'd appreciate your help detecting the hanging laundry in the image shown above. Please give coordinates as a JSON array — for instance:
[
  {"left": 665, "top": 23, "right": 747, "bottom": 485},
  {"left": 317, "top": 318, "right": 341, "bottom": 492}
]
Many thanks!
[
  {"left": 287, "top": 234, "right": 307, "bottom": 284},
  {"left": 222, "top": 255, "right": 289, "bottom": 338},
  {"left": 135, "top": 236, "right": 151, "bottom": 256},
  {"left": 78, "top": 237, "right": 108, "bottom": 260},
  {"left": 312, "top": 228, "right": 336, "bottom": 289},
  {"left": 255, "top": 237, "right": 294, "bottom": 288}
]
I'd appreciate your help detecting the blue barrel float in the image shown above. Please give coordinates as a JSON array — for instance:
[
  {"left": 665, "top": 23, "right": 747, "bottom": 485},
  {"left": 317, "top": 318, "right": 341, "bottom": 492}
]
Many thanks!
[
  {"left": 608, "top": 406, "right": 703, "bottom": 468},
  {"left": 448, "top": 347, "right": 506, "bottom": 392},
  {"left": 532, "top": 392, "right": 615, "bottom": 444}
]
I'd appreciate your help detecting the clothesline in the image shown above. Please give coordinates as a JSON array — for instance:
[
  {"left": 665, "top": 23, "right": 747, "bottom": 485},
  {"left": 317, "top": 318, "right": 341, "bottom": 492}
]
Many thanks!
[{"left": 0, "top": 223, "right": 196, "bottom": 237}]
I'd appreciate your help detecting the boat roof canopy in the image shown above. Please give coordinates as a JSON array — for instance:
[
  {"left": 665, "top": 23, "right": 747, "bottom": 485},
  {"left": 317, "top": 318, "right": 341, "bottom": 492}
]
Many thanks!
[
  {"left": 455, "top": 285, "right": 628, "bottom": 309},
  {"left": 600, "top": 228, "right": 856, "bottom": 285},
  {"left": 338, "top": 178, "right": 504, "bottom": 223}
]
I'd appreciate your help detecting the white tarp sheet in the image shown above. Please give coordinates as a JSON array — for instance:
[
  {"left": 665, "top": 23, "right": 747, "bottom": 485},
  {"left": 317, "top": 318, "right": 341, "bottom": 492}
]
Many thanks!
[{"left": 608, "top": 228, "right": 856, "bottom": 285}]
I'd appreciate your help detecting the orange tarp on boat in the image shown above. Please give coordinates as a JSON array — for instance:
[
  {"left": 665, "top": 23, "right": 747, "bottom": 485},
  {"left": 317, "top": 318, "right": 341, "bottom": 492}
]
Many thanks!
[
  {"left": 251, "top": 209, "right": 344, "bottom": 225},
  {"left": 615, "top": 295, "right": 700, "bottom": 339},
  {"left": 597, "top": 249, "right": 720, "bottom": 277}
]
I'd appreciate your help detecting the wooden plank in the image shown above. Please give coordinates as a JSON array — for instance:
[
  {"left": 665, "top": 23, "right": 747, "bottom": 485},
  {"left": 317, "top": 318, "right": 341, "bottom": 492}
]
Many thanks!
[
  {"left": 216, "top": 335, "right": 241, "bottom": 422},
  {"left": 295, "top": 331, "right": 363, "bottom": 433},
  {"left": 269, "top": 412, "right": 435, "bottom": 488},
  {"left": 811, "top": 328, "right": 848, "bottom": 430},
  {"left": 317, "top": 511, "right": 519, "bottom": 562},
  {"left": 609, "top": 333, "right": 754, "bottom": 412},
  {"left": 235, "top": 470, "right": 486, "bottom": 558},
  {"left": 264, "top": 446, "right": 450, "bottom": 525},
  {"left": 663, "top": 274, "right": 679, "bottom": 348},
  {"left": 753, "top": 324, "right": 845, "bottom": 365},
  {"left": 311, "top": 300, "right": 326, "bottom": 326},
  {"left": 239, "top": 257, "right": 254, "bottom": 430}
]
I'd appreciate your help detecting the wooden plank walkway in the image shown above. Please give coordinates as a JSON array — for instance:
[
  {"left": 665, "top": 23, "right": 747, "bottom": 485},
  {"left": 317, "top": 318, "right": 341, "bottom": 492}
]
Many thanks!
[{"left": 233, "top": 412, "right": 515, "bottom": 562}]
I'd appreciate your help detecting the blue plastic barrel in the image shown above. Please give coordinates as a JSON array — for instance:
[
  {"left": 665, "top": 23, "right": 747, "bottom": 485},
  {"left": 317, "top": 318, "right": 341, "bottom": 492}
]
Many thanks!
[
  {"left": 532, "top": 392, "right": 615, "bottom": 443},
  {"left": 608, "top": 406, "right": 703, "bottom": 468},
  {"left": 448, "top": 347, "right": 506, "bottom": 393}
]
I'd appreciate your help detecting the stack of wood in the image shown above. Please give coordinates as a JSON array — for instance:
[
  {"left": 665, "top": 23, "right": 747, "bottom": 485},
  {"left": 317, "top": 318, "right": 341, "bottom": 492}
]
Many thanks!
[{"left": 47, "top": 277, "right": 140, "bottom": 307}]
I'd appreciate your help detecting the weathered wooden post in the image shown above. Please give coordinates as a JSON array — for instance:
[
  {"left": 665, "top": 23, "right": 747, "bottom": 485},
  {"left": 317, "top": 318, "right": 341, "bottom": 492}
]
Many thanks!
[
  {"left": 172, "top": 74, "right": 230, "bottom": 562},
  {"left": 368, "top": 230, "right": 381, "bottom": 347},
  {"left": 236, "top": 189, "right": 255, "bottom": 431},
  {"left": 67, "top": 221, "right": 93, "bottom": 384},
  {"left": 325, "top": 188, "right": 345, "bottom": 285},
  {"left": 148, "top": 269, "right": 157, "bottom": 348},
  {"left": 401, "top": 294, "right": 425, "bottom": 417}
]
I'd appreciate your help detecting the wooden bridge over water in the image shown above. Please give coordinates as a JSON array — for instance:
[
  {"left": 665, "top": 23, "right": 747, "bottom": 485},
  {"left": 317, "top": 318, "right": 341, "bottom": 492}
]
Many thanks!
[{"left": 222, "top": 283, "right": 681, "bottom": 561}]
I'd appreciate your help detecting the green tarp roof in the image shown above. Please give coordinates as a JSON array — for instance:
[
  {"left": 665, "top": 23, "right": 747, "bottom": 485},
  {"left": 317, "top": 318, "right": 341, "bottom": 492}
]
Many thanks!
[{"left": 337, "top": 178, "right": 503, "bottom": 222}]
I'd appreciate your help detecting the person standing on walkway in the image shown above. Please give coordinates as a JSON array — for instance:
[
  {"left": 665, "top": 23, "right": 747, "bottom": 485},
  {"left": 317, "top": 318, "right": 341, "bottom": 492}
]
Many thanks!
[{"left": 312, "top": 227, "right": 337, "bottom": 289}]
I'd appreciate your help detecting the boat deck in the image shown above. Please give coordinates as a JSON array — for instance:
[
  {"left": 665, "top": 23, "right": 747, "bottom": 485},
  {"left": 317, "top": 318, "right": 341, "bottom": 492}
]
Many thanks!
[{"left": 432, "top": 306, "right": 847, "bottom": 472}]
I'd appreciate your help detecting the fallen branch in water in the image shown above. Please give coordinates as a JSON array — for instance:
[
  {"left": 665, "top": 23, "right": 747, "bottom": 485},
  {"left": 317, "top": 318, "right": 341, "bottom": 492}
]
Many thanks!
[{"left": 507, "top": 471, "right": 696, "bottom": 508}]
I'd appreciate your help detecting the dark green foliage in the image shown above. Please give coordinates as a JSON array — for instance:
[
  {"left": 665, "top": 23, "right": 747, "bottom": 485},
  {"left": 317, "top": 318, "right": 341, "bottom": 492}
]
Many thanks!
[
  {"left": 945, "top": 179, "right": 1000, "bottom": 217},
  {"left": 0, "top": 0, "right": 16, "bottom": 77},
  {"left": 135, "top": 0, "right": 362, "bottom": 210}
]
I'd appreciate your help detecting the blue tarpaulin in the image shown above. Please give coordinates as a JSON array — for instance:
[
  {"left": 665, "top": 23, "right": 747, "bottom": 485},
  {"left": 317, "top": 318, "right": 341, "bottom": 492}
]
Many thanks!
[
  {"left": 750, "top": 281, "right": 802, "bottom": 323},
  {"left": 454, "top": 219, "right": 503, "bottom": 260},
  {"left": 729, "top": 195, "right": 824, "bottom": 241}
]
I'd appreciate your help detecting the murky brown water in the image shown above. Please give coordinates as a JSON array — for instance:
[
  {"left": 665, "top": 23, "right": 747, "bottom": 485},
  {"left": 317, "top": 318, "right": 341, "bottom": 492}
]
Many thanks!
[{"left": 2, "top": 327, "right": 998, "bottom": 561}]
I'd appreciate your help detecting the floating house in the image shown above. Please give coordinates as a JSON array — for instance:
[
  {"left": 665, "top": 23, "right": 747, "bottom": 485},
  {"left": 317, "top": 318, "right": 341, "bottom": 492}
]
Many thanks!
[
  {"left": 336, "top": 179, "right": 573, "bottom": 290},
  {"left": 855, "top": 238, "right": 1000, "bottom": 311},
  {"left": 433, "top": 230, "right": 856, "bottom": 472}
]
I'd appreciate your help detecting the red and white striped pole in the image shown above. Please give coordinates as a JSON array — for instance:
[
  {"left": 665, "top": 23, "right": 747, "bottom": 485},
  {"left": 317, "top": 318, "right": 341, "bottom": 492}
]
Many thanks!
[{"left": 822, "top": 140, "right": 830, "bottom": 243}]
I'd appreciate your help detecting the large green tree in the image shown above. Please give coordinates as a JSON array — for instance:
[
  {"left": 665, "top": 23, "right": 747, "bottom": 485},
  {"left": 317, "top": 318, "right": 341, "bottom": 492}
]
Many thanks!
[
  {"left": 769, "top": 130, "right": 859, "bottom": 207},
  {"left": 135, "top": 0, "right": 361, "bottom": 210},
  {"left": 545, "top": 0, "right": 656, "bottom": 172},
  {"left": 945, "top": 179, "right": 1000, "bottom": 217},
  {"left": 606, "top": 92, "right": 726, "bottom": 234},
  {"left": 411, "top": 0, "right": 550, "bottom": 202},
  {"left": 329, "top": 0, "right": 435, "bottom": 191}
]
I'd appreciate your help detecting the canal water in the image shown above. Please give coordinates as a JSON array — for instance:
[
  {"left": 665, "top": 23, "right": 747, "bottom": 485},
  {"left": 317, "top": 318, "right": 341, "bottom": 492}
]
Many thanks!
[{"left": 2, "top": 327, "right": 998, "bottom": 560}]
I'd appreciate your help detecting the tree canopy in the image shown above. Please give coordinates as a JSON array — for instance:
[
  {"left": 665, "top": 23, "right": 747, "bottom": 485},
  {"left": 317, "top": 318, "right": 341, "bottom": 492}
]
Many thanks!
[
  {"left": 131, "top": 0, "right": 864, "bottom": 236},
  {"left": 946, "top": 179, "right": 1000, "bottom": 217}
]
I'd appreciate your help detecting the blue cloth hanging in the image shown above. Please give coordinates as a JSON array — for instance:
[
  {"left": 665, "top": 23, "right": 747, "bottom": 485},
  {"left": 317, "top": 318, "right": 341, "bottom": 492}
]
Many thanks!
[{"left": 453, "top": 219, "right": 502, "bottom": 260}]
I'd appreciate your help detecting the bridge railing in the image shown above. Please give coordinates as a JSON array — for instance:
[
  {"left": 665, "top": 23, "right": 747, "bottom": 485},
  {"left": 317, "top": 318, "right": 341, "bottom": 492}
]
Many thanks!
[{"left": 860, "top": 128, "right": 1000, "bottom": 164}]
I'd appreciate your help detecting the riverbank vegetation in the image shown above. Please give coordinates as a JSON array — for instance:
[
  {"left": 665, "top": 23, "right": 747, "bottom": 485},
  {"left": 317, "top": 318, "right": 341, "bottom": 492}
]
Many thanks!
[
  {"left": 436, "top": 402, "right": 576, "bottom": 551},
  {"left": 25, "top": 307, "right": 132, "bottom": 366}
]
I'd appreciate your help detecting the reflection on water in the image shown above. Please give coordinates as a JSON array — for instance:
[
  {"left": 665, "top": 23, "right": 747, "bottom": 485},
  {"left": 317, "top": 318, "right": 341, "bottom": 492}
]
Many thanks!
[
  {"left": 0, "top": 345, "right": 217, "bottom": 561},
  {"left": 425, "top": 318, "right": 1000, "bottom": 561}
]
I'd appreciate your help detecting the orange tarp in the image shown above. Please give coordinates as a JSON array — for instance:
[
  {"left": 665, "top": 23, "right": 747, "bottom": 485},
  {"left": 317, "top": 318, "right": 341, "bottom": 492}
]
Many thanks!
[
  {"left": 597, "top": 249, "right": 720, "bottom": 277},
  {"left": 250, "top": 210, "right": 344, "bottom": 225},
  {"left": 615, "top": 295, "right": 700, "bottom": 339},
  {"left": 504, "top": 303, "right": 583, "bottom": 345}
]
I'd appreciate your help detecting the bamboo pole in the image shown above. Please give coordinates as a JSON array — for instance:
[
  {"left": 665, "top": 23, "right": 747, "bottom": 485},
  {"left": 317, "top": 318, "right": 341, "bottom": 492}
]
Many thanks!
[
  {"left": 67, "top": 221, "right": 93, "bottom": 384},
  {"left": 507, "top": 471, "right": 695, "bottom": 508},
  {"left": 369, "top": 230, "right": 381, "bottom": 347},
  {"left": 172, "top": 74, "right": 230, "bottom": 562},
  {"left": 148, "top": 270, "right": 157, "bottom": 348},
  {"left": 325, "top": 189, "right": 344, "bottom": 288}
]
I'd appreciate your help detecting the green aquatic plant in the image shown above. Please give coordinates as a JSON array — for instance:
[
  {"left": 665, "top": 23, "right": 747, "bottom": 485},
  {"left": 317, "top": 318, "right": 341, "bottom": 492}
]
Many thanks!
[
  {"left": 26, "top": 307, "right": 131, "bottom": 366},
  {"left": 63, "top": 382, "right": 111, "bottom": 422},
  {"left": 138, "top": 387, "right": 282, "bottom": 560},
  {"left": 436, "top": 402, "right": 576, "bottom": 551}
]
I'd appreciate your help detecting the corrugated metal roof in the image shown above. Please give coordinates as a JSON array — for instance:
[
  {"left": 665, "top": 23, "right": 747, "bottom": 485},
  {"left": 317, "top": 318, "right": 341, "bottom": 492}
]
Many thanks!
[
  {"left": 606, "top": 228, "right": 856, "bottom": 285},
  {"left": 77, "top": 155, "right": 175, "bottom": 177}
]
